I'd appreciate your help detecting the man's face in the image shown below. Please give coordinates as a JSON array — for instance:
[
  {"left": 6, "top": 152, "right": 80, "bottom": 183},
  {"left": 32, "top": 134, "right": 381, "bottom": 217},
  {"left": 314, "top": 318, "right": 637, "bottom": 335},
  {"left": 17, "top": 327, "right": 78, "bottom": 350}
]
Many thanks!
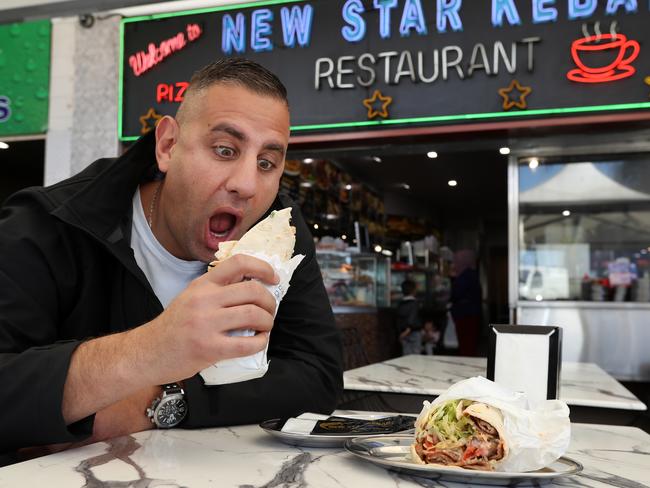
[{"left": 154, "top": 83, "right": 290, "bottom": 263}]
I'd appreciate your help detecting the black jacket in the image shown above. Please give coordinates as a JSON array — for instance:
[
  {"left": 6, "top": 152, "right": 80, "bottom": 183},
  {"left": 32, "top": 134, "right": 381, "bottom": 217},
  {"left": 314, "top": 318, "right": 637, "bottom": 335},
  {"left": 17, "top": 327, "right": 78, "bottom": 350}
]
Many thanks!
[
  {"left": 395, "top": 297, "right": 421, "bottom": 333},
  {"left": 0, "top": 133, "right": 343, "bottom": 464}
]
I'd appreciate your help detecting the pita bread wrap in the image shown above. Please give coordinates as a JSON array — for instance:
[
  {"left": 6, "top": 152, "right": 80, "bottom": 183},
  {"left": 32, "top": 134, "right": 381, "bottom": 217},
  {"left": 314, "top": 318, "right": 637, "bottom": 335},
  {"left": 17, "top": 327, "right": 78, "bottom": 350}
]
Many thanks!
[
  {"left": 410, "top": 377, "right": 570, "bottom": 473},
  {"left": 411, "top": 399, "right": 508, "bottom": 471},
  {"left": 208, "top": 207, "right": 298, "bottom": 268},
  {"left": 200, "top": 207, "right": 305, "bottom": 385}
]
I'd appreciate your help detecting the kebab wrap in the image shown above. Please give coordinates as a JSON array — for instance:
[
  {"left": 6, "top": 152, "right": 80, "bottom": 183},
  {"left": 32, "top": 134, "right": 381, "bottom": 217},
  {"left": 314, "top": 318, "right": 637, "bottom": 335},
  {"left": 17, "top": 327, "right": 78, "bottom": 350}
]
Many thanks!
[
  {"left": 200, "top": 207, "right": 305, "bottom": 385},
  {"left": 410, "top": 377, "right": 571, "bottom": 472},
  {"left": 411, "top": 400, "right": 508, "bottom": 470}
]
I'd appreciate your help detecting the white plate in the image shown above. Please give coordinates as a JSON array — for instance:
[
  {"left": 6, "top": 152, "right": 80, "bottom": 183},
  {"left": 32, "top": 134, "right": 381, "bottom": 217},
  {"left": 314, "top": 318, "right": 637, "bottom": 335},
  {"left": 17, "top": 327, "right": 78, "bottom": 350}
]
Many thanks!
[
  {"left": 259, "top": 416, "right": 416, "bottom": 448},
  {"left": 344, "top": 435, "right": 583, "bottom": 486}
]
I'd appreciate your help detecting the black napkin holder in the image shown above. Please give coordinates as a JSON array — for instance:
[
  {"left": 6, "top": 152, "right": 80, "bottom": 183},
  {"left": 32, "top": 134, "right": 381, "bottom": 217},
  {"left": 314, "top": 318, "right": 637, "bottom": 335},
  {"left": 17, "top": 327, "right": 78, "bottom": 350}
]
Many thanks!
[
  {"left": 486, "top": 325, "right": 562, "bottom": 402},
  {"left": 309, "top": 415, "right": 416, "bottom": 436}
]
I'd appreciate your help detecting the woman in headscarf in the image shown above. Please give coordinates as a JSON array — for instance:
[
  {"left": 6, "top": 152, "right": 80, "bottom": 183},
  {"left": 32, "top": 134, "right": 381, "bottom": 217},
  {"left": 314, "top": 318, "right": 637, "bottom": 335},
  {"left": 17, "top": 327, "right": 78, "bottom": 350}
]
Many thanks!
[{"left": 450, "top": 250, "right": 482, "bottom": 356}]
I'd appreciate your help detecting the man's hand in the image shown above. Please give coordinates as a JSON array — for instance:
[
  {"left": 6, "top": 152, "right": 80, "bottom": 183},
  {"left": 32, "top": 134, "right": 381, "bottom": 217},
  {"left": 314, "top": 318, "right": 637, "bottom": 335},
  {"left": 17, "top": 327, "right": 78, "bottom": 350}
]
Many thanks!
[
  {"left": 142, "top": 253, "right": 279, "bottom": 384},
  {"left": 62, "top": 254, "right": 278, "bottom": 426}
]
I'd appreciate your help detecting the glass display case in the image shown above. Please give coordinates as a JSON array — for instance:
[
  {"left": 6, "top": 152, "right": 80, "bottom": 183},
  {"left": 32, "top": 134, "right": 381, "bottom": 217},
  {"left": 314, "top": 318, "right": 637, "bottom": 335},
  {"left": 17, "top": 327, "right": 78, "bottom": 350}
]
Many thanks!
[{"left": 316, "top": 250, "right": 390, "bottom": 308}]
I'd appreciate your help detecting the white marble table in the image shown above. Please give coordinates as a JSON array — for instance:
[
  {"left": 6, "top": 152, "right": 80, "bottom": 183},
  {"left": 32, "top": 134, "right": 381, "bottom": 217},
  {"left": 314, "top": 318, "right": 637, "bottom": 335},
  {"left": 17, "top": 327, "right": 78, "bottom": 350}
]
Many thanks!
[
  {"left": 1, "top": 418, "right": 649, "bottom": 487},
  {"left": 344, "top": 355, "right": 647, "bottom": 411}
]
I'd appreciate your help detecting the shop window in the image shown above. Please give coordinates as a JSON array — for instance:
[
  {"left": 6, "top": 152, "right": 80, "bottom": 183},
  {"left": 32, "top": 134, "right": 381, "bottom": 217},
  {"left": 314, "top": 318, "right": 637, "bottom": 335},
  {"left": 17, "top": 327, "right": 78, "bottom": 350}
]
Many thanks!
[{"left": 518, "top": 154, "right": 650, "bottom": 302}]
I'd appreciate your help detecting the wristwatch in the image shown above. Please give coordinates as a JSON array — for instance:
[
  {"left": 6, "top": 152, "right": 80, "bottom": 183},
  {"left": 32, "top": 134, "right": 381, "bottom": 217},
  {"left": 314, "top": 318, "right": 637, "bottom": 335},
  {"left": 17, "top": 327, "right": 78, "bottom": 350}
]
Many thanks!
[{"left": 146, "top": 383, "right": 188, "bottom": 428}]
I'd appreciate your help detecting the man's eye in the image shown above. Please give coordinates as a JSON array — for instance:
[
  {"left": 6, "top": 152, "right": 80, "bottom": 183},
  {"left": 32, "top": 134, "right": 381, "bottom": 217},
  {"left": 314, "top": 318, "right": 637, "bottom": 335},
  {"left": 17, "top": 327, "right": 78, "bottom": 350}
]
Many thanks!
[
  {"left": 258, "top": 159, "right": 275, "bottom": 171},
  {"left": 215, "top": 146, "right": 235, "bottom": 158}
]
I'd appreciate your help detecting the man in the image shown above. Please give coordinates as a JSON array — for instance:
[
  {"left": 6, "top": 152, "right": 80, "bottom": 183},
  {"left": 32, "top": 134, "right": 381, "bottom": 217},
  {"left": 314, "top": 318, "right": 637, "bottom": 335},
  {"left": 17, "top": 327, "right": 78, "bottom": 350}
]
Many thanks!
[
  {"left": 396, "top": 279, "right": 422, "bottom": 355},
  {"left": 0, "top": 58, "right": 343, "bottom": 465}
]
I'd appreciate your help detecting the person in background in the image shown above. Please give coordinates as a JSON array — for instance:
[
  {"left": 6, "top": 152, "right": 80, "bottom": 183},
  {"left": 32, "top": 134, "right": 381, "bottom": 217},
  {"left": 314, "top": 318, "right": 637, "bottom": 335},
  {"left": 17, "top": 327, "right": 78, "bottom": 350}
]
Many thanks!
[
  {"left": 421, "top": 318, "right": 441, "bottom": 355},
  {"left": 450, "top": 249, "right": 482, "bottom": 356},
  {"left": 430, "top": 273, "right": 451, "bottom": 348},
  {"left": 396, "top": 279, "right": 422, "bottom": 355}
]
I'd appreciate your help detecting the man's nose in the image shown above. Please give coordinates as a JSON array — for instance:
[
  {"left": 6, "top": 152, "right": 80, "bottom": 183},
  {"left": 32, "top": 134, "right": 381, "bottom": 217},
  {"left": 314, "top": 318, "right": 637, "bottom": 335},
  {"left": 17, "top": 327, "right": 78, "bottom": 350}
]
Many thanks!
[{"left": 225, "top": 154, "right": 258, "bottom": 199}]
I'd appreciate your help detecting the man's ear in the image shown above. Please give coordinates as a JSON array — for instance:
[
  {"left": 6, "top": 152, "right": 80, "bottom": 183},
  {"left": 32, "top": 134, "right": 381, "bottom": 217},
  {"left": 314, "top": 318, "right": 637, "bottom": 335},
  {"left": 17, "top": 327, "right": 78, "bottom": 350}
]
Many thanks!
[{"left": 155, "top": 116, "right": 178, "bottom": 173}]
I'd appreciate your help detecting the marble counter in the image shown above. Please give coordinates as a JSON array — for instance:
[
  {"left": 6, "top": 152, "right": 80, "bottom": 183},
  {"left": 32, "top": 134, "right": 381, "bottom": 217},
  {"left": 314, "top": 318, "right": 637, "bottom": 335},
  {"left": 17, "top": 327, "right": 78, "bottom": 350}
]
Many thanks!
[
  {"left": 344, "top": 355, "right": 647, "bottom": 410},
  {"left": 1, "top": 418, "right": 649, "bottom": 487}
]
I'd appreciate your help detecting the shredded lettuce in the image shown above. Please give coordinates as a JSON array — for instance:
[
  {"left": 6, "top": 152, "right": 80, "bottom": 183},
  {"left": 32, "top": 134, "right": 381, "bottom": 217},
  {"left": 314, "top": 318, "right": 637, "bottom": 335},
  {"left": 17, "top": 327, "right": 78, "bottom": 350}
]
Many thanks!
[{"left": 425, "top": 399, "right": 476, "bottom": 444}]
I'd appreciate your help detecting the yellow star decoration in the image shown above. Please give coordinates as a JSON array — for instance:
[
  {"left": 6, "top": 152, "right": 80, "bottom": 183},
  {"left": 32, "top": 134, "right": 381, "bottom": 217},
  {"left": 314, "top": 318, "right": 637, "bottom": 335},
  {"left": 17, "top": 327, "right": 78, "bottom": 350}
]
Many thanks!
[
  {"left": 363, "top": 90, "right": 393, "bottom": 119},
  {"left": 645, "top": 76, "right": 650, "bottom": 98},
  {"left": 139, "top": 107, "right": 163, "bottom": 135},
  {"left": 498, "top": 80, "right": 532, "bottom": 111}
]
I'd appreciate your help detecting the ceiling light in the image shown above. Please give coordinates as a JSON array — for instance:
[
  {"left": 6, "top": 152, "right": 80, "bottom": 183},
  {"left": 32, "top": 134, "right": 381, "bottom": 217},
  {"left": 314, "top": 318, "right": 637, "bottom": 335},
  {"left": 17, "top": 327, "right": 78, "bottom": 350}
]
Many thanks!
[
  {"left": 381, "top": 249, "right": 393, "bottom": 256},
  {"left": 448, "top": 180, "right": 457, "bottom": 187},
  {"left": 0, "top": 142, "right": 8, "bottom": 150},
  {"left": 300, "top": 181, "right": 313, "bottom": 188},
  {"left": 341, "top": 234, "right": 347, "bottom": 240},
  {"left": 325, "top": 213, "right": 338, "bottom": 220},
  {"left": 562, "top": 210, "right": 571, "bottom": 217},
  {"left": 401, "top": 183, "right": 410, "bottom": 190},
  {"left": 372, "top": 156, "right": 382, "bottom": 163},
  {"left": 535, "top": 294, "right": 543, "bottom": 301},
  {"left": 344, "top": 184, "right": 352, "bottom": 190},
  {"left": 427, "top": 151, "right": 438, "bottom": 159},
  {"left": 499, "top": 147, "right": 511, "bottom": 155},
  {"left": 374, "top": 245, "right": 382, "bottom": 253},
  {"left": 313, "top": 224, "right": 319, "bottom": 230},
  {"left": 529, "top": 158, "right": 539, "bottom": 169},
  {"left": 303, "top": 158, "right": 314, "bottom": 164}
]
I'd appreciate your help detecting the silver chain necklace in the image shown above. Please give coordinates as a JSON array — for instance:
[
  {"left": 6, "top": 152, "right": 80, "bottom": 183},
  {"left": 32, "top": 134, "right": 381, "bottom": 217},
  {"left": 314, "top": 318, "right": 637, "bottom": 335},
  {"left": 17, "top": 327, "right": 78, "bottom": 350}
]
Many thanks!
[{"left": 148, "top": 180, "right": 163, "bottom": 229}]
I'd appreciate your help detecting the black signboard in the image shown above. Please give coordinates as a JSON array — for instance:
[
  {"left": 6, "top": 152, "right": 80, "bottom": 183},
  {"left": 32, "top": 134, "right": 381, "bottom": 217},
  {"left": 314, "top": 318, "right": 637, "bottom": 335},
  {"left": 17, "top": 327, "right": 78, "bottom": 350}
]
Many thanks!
[{"left": 120, "top": 0, "right": 650, "bottom": 140}]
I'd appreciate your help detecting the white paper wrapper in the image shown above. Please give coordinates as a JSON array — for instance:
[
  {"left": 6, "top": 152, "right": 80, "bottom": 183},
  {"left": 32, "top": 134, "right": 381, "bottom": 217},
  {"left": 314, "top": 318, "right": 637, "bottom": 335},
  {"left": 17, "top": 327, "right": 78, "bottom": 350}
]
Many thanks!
[
  {"left": 199, "top": 251, "right": 305, "bottom": 385},
  {"left": 415, "top": 376, "right": 571, "bottom": 472}
]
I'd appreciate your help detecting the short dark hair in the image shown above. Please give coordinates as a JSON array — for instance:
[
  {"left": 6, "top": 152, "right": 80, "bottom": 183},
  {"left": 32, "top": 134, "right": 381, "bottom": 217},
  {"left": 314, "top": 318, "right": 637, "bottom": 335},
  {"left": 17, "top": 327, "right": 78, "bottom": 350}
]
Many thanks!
[
  {"left": 187, "top": 57, "right": 288, "bottom": 107},
  {"left": 401, "top": 279, "right": 416, "bottom": 296}
]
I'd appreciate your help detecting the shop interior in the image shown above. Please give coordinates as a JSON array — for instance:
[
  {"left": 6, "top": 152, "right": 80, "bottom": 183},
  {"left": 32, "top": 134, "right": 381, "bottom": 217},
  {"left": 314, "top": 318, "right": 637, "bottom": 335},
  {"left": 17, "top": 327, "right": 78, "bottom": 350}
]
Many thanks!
[{"left": 285, "top": 137, "right": 510, "bottom": 354}]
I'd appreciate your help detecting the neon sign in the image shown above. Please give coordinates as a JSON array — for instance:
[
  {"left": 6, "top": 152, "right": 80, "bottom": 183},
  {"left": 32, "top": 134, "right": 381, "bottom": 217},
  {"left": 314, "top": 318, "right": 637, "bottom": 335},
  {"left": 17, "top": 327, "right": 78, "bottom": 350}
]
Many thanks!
[
  {"left": 567, "top": 32, "right": 640, "bottom": 83},
  {"left": 129, "top": 0, "right": 650, "bottom": 56},
  {"left": 156, "top": 82, "right": 189, "bottom": 103},
  {"left": 119, "top": 0, "right": 650, "bottom": 141},
  {"left": 498, "top": 80, "right": 533, "bottom": 110},
  {"left": 222, "top": 4, "right": 313, "bottom": 54},
  {"left": 128, "top": 23, "right": 202, "bottom": 76},
  {"left": 362, "top": 89, "right": 393, "bottom": 118},
  {"left": 0, "top": 96, "right": 10, "bottom": 123},
  {"left": 139, "top": 107, "right": 162, "bottom": 135}
]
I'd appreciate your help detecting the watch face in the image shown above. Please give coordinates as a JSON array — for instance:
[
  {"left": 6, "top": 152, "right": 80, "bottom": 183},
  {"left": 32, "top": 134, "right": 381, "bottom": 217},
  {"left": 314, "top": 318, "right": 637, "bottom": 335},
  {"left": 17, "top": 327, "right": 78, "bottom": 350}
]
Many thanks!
[{"left": 155, "top": 397, "right": 187, "bottom": 428}]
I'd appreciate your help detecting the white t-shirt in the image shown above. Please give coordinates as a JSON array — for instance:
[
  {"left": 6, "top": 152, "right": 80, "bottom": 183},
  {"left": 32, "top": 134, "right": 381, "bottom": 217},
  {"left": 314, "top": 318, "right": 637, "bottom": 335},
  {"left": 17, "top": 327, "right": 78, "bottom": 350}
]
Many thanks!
[{"left": 130, "top": 187, "right": 205, "bottom": 308}]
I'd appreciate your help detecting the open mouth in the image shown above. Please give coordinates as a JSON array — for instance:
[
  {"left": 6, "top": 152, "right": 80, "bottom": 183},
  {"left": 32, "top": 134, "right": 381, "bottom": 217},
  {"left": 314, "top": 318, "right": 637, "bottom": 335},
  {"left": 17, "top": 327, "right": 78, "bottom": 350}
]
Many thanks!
[{"left": 209, "top": 212, "right": 238, "bottom": 238}]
